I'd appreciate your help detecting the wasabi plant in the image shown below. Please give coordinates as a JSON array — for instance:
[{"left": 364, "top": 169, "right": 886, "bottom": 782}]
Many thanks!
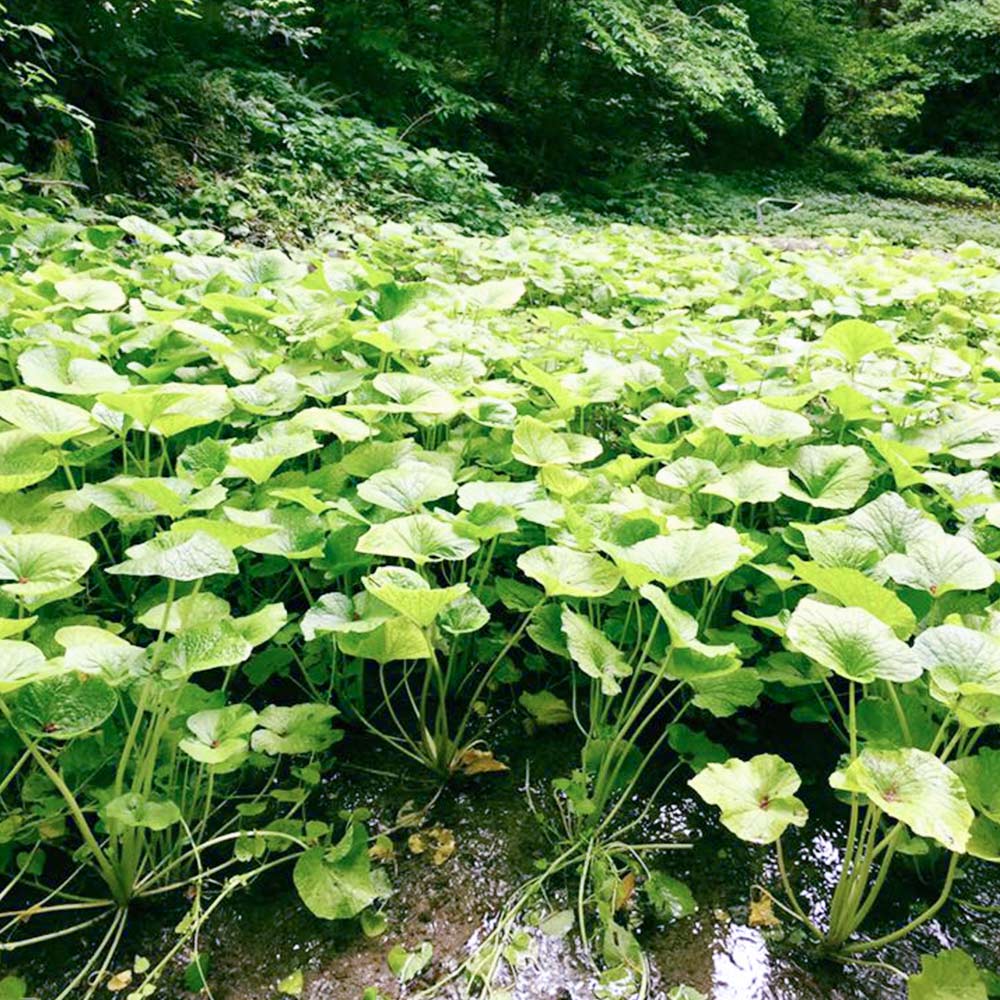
[{"left": 3, "top": 178, "right": 1000, "bottom": 998}]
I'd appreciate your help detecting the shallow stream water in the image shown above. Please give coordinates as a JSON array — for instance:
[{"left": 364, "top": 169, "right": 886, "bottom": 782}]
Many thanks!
[{"left": 13, "top": 721, "right": 1000, "bottom": 999}]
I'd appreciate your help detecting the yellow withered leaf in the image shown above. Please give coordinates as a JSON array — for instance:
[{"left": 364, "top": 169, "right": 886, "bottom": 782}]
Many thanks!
[
  {"left": 455, "top": 747, "right": 508, "bottom": 775},
  {"left": 107, "top": 969, "right": 133, "bottom": 992},
  {"left": 748, "top": 891, "right": 781, "bottom": 928}
]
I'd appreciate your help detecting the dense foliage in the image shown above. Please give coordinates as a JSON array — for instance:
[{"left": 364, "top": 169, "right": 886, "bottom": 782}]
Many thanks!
[
  {"left": 1, "top": 162, "right": 1000, "bottom": 996},
  {"left": 2, "top": 0, "right": 998, "bottom": 210}
]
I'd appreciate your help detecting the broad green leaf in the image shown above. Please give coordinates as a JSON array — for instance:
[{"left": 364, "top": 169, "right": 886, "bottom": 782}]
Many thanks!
[
  {"left": 667, "top": 723, "right": 728, "bottom": 771},
  {"left": 362, "top": 566, "right": 467, "bottom": 627},
  {"left": 336, "top": 617, "right": 433, "bottom": 663},
  {"left": 162, "top": 622, "right": 254, "bottom": 680},
  {"left": 640, "top": 583, "right": 740, "bottom": 677},
  {"left": 0, "top": 976, "right": 26, "bottom": 1000},
  {"left": 232, "top": 603, "right": 287, "bottom": 646},
  {"left": 227, "top": 249, "right": 305, "bottom": 286},
  {"left": 0, "top": 431, "right": 58, "bottom": 493},
  {"left": 454, "top": 501, "right": 519, "bottom": 540},
  {"left": 176, "top": 227, "right": 225, "bottom": 252},
  {"left": 387, "top": 942, "right": 434, "bottom": 984},
  {"left": 357, "top": 461, "right": 457, "bottom": 513},
  {"left": 79, "top": 476, "right": 225, "bottom": 522},
  {"left": 951, "top": 749, "right": 1000, "bottom": 822},
  {"left": 688, "top": 754, "right": 808, "bottom": 844},
  {"left": 788, "top": 557, "right": 916, "bottom": 638},
  {"left": 223, "top": 507, "right": 324, "bottom": 558},
  {"left": 966, "top": 816, "right": 1000, "bottom": 863},
  {"left": 845, "top": 492, "right": 939, "bottom": 556},
  {"left": 708, "top": 399, "right": 811, "bottom": 446},
  {"left": 17, "top": 346, "right": 129, "bottom": 396},
  {"left": 201, "top": 291, "right": 275, "bottom": 322},
  {"left": 645, "top": 871, "right": 697, "bottom": 921},
  {"left": 293, "top": 823, "right": 385, "bottom": 920},
  {"left": 0, "top": 389, "right": 95, "bottom": 445},
  {"left": 0, "top": 617, "right": 35, "bottom": 640},
  {"left": 14, "top": 674, "right": 117, "bottom": 739},
  {"left": 226, "top": 427, "right": 319, "bottom": 484},
  {"left": 927, "top": 409, "right": 1000, "bottom": 463},
  {"left": 517, "top": 545, "right": 621, "bottom": 598},
  {"left": 655, "top": 457, "right": 721, "bottom": 492},
  {"left": 119, "top": 214, "right": 175, "bottom": 245},
  {"left": 856, "top": 692, "right": 936, "bottom": 750},
  {"left": 108, "top": 530, "right": 238, "bottom": 580},
  {"left": 0, "top": 533, "right": 97, "bottom": 604},
  {"left": 98, "top": 384, "right": 232, "bottom": 437},
  {"left": 539, "top": 909, "right": 575, "bottom": 937},
  {"left": 861, "top": 431, "right": 929, "bottom": 490},
  {"left": 519, "top": 690, "right": 573, "bottom": 726},
  {"left": 340, "top": 440, "right": 417, "bottom": 479},
  {"left": 277, "top": 969, "right": 304, "bottom": 997},
  {"left": 357, "top": 514, "right": 479, "bottom": 565},
  {"left": 831, "top": 748, "right": 973, "bottom": 852},
  {"left": 368, "top": 372, "right": 457, "bottom": 417},
  {"left": 702, "top": 462, "right": 788, "bottom": 506},
  {"left": 251, "top": 704, "right": 341, "bottom": 755},
  {"left": 826, "top": 384, "right": 878, "bottom": 423},
  {"left": 301, "top": 592, "right": 393, "bottom": 639},
  {"left": 514, "top": 359, "right": 588, "bottom": 411},
  {"left": 136, "top": 592, "right": 232, "bottom": 634},
  {"left": 820, "top": 319, "right": 895, "bottom": 365},
  {"left": 915, "top": 626, "right": 1000, "bottom": 725},
  {"left": 292, "top": 407, "right": 373, "bottom": 442},
  {"left": 907, "top": 949, "right": 987, "bottom": 1000},
  {"left": 103, "top": 794, "right": 182, "bottom": 831},
  {"left": 561, "top": 607, "right": 631, "bottom": 696},
  {"left": 603, "top": 524, "right": 745, "bottom": 589},
  {"left": 17, "top": 219, "right": 79, "bottom": 252},
  {"left": 180, "top": 704, "right": 259, "bottom": 767},
  {"left": 511, "top": 416, "right": 601, "bottom": 467},
  {"left": 689, "top": 670, "right": 763, "bottom": 717},
  {"left": 786, "top": 597, "right": 921, "bottom": 683},
  {"left": 55, "top": 277, "right": 126, "bottom": 311},
  {"left": 177, "top": 439, "right": 231, "bottom": 487},
  {"left": 783, "top": 445, "right": 874, "bottom": 509},
  {"left": 457, "top": 478, "right": 550, "bottom": 516},
  {"left": 459, "top": 277, "right": 525, "bottom": 310},
  {"left": 881, "top": 534, "right": 995, "bottom": 595},
  {"left": 0, "top": 640, "right": 52, "bottom": 693},
  {"left": 56, "top": 626, "right": 148, "bottom": 685},
  {"left": 438, "top": 591, "right": 490, "bottom": 634},
  {"left": 230, "top": 371, "right": 304, "bottom": 417}
]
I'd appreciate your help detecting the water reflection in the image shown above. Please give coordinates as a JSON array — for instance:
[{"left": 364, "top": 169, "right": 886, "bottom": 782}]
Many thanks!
[{"left": 711, "top": 923, "right": 775, "bottom": 999}]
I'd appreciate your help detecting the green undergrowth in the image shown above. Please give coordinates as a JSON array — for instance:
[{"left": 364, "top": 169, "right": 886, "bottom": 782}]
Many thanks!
[
  {"left": 1, "top": 168, "right": 1000, "bottom": 1000},
  {"left": 563, "top": 158, "right": 1000, "bottom": 248}
]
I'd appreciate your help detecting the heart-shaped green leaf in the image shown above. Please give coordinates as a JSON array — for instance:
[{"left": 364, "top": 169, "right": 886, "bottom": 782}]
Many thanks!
[
  {"left": 688, "top": 754, "right": 808, "bottom": 844},
  {"left": 357, "top": 514, "right": 479, "bottom": 565},
  {"left": 108, "top": 530, "right": 238, "bottom": 580},
  {"left": 786, "top": 597, "right": 921, "bottom": 684},
  {"left": 362, "top": 566, "right": 467, "bottom": 627},
  {"left": 831, "top": 748, "right": 973, "bottom": 852},
  {"left": 293, "top": 823, "right": 385, "bottom": 920},
  {"left": 561, "top": 607, "right": 631, "bottom": 696},
  {"left": 517, "top": 545, "right": 621, "bottom": 598},
  {"left": 103, "top": 794, "right": 182, "bottom": 831},
  {"left": 14, "top": 674, "right": 117, "bottom": 739},
  {"left": 251, "top": 704, "right": 341, "bottom": 755},
  {"left": 0, "top": 533, "right": 97, "bottom": 605}
]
